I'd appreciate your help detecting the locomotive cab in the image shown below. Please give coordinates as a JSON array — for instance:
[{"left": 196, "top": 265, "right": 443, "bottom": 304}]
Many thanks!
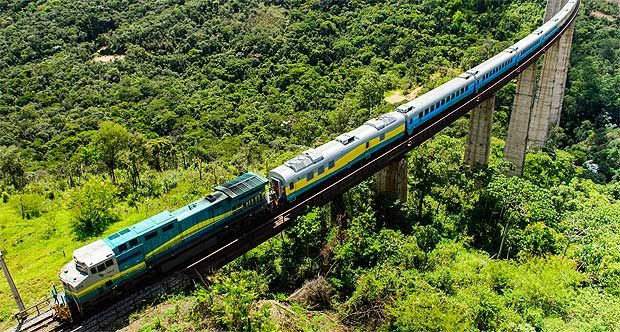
[{"left": 60, "top": 240, "right": 119, "bottom": 305}]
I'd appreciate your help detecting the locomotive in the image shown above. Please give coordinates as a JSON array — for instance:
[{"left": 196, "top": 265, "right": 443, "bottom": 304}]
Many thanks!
[{"left": 58, "top": 0, "right": 578, "bottom": 320}]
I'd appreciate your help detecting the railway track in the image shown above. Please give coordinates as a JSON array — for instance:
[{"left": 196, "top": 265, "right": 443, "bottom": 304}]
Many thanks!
[{"left": 7, "top": 3, "right": 579, "bottom": 331}]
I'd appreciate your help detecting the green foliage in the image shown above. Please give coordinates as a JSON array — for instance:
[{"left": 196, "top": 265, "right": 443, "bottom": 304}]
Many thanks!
[
  {"left": 0, "top": 145, "right": 25, "bottom": 190},
  {"left": 517, "top": 222, "right": 566, "bottom": 257},
  {"left": 0, "top": 0, "right": 618, "bottom": 330},
  {"left": 523, "top": 150, "right": 578, "bottom": 187},
  {"left": 69, "top": 177, "right": 119, "bottom": 239},
  {"left": 193, "top": 270, "right": 270, "bottom": 331},
  {"left": 11, "top": 193, "right": 45, "bottom": 220},
  {"left": 93, "top": 121, "right": 131, "bottom": 183}
]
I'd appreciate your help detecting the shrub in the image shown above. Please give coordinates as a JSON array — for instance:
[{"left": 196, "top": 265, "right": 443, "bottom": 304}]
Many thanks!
[
  {"left": 69, "top": 177, "right": 119, "bottom": 239},
  {"left": 11, "top": 193, "right": 45, "bottom": 219},
  {"left": 193, "top": 270, "right": 269, "bottom": 331}
]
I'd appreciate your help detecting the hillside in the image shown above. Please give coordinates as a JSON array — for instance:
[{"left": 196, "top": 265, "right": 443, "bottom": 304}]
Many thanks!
[{"left": 0, "top": 0, "right": 619, "bottom": 330}]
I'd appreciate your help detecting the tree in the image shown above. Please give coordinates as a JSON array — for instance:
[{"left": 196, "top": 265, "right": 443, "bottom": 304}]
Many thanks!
[
  {"left": 120, "top": 132, "right": 147, "bottom": 191},
  {"left": 145, "top": 137, "right": 174, "bottom": 172},
  {"left": 93, "top": 121, "right": 130, "bottom": 183},
  {"left": 355, "top": 70, "right": 385, "bottom": 110},
  {"left": 69, "top": 176, "right": 119, "bottom": 239},
  {"left": 0, "top": 145, "right": 26, "bottom": 190}
]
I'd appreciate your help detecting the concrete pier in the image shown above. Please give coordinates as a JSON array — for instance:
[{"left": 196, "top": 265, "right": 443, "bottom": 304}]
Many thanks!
[
  {"left": 375, "top": 157, "right": 408, "bottom": 203},
  {"left": 464, "top": 96, "right": 495, "bottom": 167},
  {"left": 504, "top": 0, "right": 574, "bottom": 173},
  {"left": 527, "top": 0, "right": 566, "bottom": 150},
  {"left": 549, "top": 21, "right": 575, "bottom": 127},
  {"left": 504, "top": 64, "right": 537, "bottom": 175}
]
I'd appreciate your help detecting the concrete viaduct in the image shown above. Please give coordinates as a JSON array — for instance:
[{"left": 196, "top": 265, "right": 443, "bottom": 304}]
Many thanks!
[{"left": 376, "top": 0, "right": 577, "bottom": 202}]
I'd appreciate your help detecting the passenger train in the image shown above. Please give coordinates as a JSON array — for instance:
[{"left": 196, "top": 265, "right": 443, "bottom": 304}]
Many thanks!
[{"left": 57, "top": 0, "right": 578, "bottom": 320}]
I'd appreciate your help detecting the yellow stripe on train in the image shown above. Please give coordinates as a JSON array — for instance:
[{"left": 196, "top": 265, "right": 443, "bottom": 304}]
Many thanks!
[{"left": 286, "top": 124, "right": 405, "bottom": 196}]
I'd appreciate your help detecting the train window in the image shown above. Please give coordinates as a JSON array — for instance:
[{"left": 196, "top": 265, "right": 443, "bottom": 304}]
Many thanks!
[
  {"left": 307, "top": 172, "right": 314, "bottom": 181},
  {"left": 435, "top": 102, "right": 440, "bottom": 109},
  {"left": 105, "top": 259, "right": 114, "bottom": 268},
  {"left": 328, "top": 160, "right": 335, "bottom": 169},
  {"left": 97, "top": 264, "right": 106, "bottom": 273},
  {"left": 144, "top": 231, "right": 158, "bottom": 241},
  {"left": 162, "top": 224, "right": 174, "bottom": 232},
  {"left": 380, "top": 133, "right": 385, "bottom": 141},
  {"left": 418, "top": 112, "right": 423, "bottom": 119},
  {"left": 91, "top": 267, "right": 97, "bottom": 274},
  {"left": 289, "top": 182, "right": 294, "bottom": 190},
  {"left": 129, "top": 239, "right": 138, "bottom": 247},
  {"left": 365, "top": 142, "right": 369, "bottom": 149},
  {"left": 317, "top": 165, "right": 325, "bottom": 175},
  {"left": 118, "top": 243, "right": 128, "bottom": 253}
]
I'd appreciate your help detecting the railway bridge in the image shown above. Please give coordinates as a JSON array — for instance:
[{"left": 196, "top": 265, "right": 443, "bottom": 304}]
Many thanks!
[
  {"left": 5, "top": 0, "right": 578, "bottom": 330},
  {"left": 190, "top": 0, "right": 579, "bottom": 276}
]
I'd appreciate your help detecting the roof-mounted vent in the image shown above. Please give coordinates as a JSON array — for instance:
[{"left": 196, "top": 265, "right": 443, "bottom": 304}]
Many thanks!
[
  {"left": 504, "top": 46, "right": 518, "bottom": 54},
  {"left": 365, "top": 115, "right": 397, "bottom": 130},
  {"left": 303, "top": 149, "right": 324, "bottom": 163},
  {"left": 285, "top": 155, "right": 313, "bottom": 172},
  {"left": 460, "top": 70, "right": 477, "bottom": 79},
  {"left": 335, "top": 133, "right": 356, "bottom": 145}
]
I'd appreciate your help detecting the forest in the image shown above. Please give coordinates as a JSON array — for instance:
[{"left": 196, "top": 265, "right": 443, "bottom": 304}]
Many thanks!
[{"left": 0, "top": 0, "right": 619, "bottom": 330}]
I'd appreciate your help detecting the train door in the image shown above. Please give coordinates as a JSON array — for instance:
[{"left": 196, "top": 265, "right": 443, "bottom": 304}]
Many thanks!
[{"left": 270, "top": 178, "right": 282, "bottom": 204}]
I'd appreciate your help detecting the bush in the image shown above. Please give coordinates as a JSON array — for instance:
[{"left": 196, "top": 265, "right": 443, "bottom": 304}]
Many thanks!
[
  {"left": 517, "top": 222, "right": 566, "bottom": 257},
  {"left": 11, "top": 193, "right": 45, "bottom": 219},
  {"left": 1, "top": 191, "right": 9, "bottom": 203},
  {"left": 69, "top": 177, "right": 119, "bottom": 239},
  {"left": 192, "top": 270, "right": 269, "bottom": 331}
]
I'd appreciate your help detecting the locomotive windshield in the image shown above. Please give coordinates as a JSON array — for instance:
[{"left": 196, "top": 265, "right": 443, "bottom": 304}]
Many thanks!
[{"left": 75, "top": 260, "right": 88, "bottom": 274}]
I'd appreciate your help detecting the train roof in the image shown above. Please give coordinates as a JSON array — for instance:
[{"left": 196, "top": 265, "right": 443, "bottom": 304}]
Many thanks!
[
  {"left": 103, "top": 210, "right": 176, "bottom": 249},
  {"left": 103, "top": 172, "right": 266, "bottom": 250},
  {"left": 215, "top": 172, "right": 267, "bottom": 198},
  {"left": 270, "top": 112, "right": 405, "bottom": 183},
  {"left": 73, "top": 240, "right": 115, "bottom": 267}
]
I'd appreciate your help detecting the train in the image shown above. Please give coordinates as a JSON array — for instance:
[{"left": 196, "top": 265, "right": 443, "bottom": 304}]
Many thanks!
[{"left": 57, "top": 0, "right": 578, "bottom": 320}]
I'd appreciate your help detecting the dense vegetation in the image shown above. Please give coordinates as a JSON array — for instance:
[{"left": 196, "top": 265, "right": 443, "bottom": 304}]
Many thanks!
[{"left": 0, "top": 0, "right": 619, "bottom": 330}]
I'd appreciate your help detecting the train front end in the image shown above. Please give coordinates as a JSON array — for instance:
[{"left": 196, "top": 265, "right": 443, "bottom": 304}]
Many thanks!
[{"left": 59, "top": 240, "right": 120, "bottom": 317}]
